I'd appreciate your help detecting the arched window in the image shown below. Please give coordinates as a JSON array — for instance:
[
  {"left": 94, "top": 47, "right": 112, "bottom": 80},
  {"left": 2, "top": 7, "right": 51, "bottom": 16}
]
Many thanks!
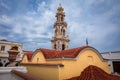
[
  {"left": 5, "top": 62, "right": 10, "bottom": 67},
  {"left": 15, "top": 62, "right": 20, "bottom": 66}
]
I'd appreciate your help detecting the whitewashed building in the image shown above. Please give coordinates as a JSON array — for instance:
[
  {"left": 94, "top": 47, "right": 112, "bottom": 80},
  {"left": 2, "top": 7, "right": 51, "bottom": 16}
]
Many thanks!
[
  {"left": 101, "top": 51, "right": 120, "bottom": 75},
  {"left": 0, "top": 39, "right": 23, "bottom": 67}
]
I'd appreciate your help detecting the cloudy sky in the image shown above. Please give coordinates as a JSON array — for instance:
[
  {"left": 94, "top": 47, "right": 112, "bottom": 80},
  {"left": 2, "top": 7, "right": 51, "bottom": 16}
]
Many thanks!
[{"left": 0, "top": 0, "right": 120, "bottom": 52}]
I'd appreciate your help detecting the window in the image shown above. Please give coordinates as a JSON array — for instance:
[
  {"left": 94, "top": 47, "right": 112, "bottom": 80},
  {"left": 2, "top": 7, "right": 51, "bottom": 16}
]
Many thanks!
[
  {"left": 37, "top": 58, "right": 39, "bottom": 62},
  {"left": 88, "top": 56, "right": 94, "bottom": 65},
  {"left": 11, "top": 46, "right": 18, "bottom": 50},
  {"left": 1, "top": 45, "right": 5, "bottom": 51},
  {"left": 88, "top": 56, "right": 93, "bottom": 60}
]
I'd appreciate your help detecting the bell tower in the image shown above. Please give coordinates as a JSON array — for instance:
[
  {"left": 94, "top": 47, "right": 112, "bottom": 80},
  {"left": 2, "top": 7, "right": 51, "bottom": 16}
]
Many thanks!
[{"left": 51, "top": 4, "right": 70, "bottom": 50}]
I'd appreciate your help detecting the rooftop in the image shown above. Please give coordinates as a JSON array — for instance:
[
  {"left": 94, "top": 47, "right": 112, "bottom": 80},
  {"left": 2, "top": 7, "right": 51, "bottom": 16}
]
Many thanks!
[
  {"left": 24, "top": 46, "right": 103, "bottom": 61},
  {"left": 66, "top": 65, "right": 120, "bottom": 80},
  {"left": 101, "top": 51, "right": 120, "bottom": 60},
  {"left": 40, "top": 46, "right": 91, "bottom": 59}
]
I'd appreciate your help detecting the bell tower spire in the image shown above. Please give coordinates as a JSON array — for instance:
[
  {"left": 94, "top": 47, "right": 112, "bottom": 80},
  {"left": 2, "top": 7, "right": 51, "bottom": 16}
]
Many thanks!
[{"left": 51, "top": 5, "right": 70, "bottom": 50}]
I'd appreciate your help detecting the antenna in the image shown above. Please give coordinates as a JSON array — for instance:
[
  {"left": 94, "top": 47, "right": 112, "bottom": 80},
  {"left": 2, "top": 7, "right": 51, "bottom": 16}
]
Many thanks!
[
  {"left": 86, "top": 38, "right": 88, "bottom": 46},
  {"left": 85, "top": 25, "right": 89, "bottom": 46}
]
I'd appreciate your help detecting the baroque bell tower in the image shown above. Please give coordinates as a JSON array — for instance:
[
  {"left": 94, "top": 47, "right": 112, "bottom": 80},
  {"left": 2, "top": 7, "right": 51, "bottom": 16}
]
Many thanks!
[{"left": 51, "top": 4, "right": 70, "bottom": 50}]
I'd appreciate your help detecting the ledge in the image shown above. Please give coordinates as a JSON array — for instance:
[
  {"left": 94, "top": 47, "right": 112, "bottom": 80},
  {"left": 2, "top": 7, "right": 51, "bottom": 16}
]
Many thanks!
[
  {"left": 20, "top": 63, "right": 64, "bottom": 67},
  {"left": 11, "top": 70, "right": 42, "bottom": 80},
  {"left": 0, "top": 67, "right": 27, "bottom": 73}
]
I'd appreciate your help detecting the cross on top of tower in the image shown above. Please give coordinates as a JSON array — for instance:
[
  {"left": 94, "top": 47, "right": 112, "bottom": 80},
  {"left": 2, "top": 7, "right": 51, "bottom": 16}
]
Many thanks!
[{"left": 57, "top": 4, "right": 64, "bottom": 13}]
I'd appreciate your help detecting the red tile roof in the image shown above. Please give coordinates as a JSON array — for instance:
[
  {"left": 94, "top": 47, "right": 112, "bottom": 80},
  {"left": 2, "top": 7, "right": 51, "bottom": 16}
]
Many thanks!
[
  {"left": 20, "top": 63, "right": 64, "bottom": 67},
  {"left": 66, "top": 65, "right": 120, "bottom": 80},
  {"left": 23, "top": 46, "right": 101, "bottom": 61},
  {"left": 24, "top": 52, "right": 33, "bottom": 61},
  {"left": 40, "top": 46, "right": 91, "bottom": 59},
  {"left": 11, "top": 70, "right": 42, "bottom": 80}
]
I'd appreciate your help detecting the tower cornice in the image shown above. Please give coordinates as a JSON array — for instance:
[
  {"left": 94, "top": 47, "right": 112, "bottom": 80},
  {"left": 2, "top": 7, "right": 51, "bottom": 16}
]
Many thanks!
[{"left": 54, "top": 22, "right": 67, "bottom": 28}]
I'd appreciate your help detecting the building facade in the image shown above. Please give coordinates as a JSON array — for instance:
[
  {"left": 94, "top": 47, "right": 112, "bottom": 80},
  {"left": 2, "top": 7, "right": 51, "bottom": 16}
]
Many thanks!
[
  {"left": 0, "top": 39, "right": 23, "bottom": 67},
  {"left": 51, "top": 5, "right": 70, "bottom": 50},
  {"left": 101, "top": 51, "right": 120, "bottom": 75},
  {"left": 21, "top": 46, "right": 111, "bottom": 80}
]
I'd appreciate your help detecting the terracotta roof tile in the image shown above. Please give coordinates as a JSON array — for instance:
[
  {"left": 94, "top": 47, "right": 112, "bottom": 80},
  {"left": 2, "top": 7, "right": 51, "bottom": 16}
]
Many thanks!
[
  {"left": 66, "top": 65, "right": 120, "bottom": 80},
  {"left": 24, "top": 52, "right": 33, "bottom": 61},
  {"left": 40, "top": 46, "right": 90, "bottom": 59}
]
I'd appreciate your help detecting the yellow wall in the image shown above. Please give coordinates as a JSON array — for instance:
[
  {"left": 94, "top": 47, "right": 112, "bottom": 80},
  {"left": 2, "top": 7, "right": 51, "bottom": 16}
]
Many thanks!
[
  {"left": 21, "top": 48, "right": 111, "bottom": 80},
  {"left": 59, "top": 49, "right": 111, "bottom": 80},
  {"left": 23, "top": 64, "right": 60, "bottom": 80},
  {"left": 21, "top": 55, "right": 28, "bottom": 63},
  {"left": 31, "top": 51, "right": 46, "bottom": 63}
]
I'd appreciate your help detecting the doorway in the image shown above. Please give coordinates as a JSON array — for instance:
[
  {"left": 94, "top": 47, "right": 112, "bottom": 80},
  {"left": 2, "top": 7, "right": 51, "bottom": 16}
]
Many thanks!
[{"left": 113, "top": 61, "right": 120, "bottom": 74}]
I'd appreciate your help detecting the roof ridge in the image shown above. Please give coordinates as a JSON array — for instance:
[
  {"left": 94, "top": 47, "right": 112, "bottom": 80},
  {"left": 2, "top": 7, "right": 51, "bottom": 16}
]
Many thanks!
[
  {"left": 40, "top": 46, "right": 91, "bottom": 59},
  {"left": 40, "top": 46, "right": 90, "bottom": 51}
]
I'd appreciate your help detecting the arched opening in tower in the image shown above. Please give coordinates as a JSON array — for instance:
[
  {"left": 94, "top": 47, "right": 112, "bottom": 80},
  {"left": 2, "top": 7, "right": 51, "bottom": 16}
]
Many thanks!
[
  {"left": 63, "top": 29, "right": 65, "bottom": 36},
  {"left": 54, "top": 44, "right": 56, "bottom": 49},
  {"left": 62, "top": 44, "right": 65, "bottom": 50},
  {"left": 61, "top": 16, "right": 63, "bottom": 21}
]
